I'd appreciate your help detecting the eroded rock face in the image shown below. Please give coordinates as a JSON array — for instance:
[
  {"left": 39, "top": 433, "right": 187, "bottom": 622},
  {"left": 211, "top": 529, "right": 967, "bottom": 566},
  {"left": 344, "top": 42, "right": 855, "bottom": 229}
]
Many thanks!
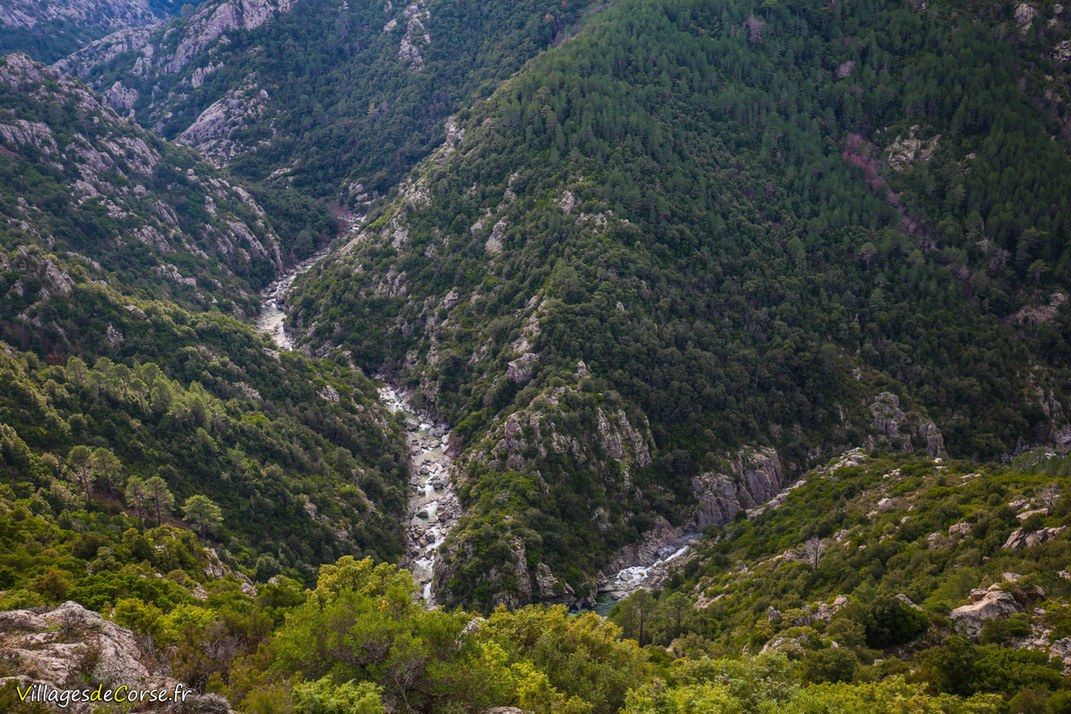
[
  {"left": 53, "top": 0, "right": 296, "bottom": 157},
  {"left": 103, "top": 80, "right": 139, "bottom": 114},
  {"left": 178, "top": 78, "right": 272, "bottom": 166},
  {"left": 433, "top": 532, "right": 534, "bottom": 610},
  {"left": 691, "top": 447, "right": 785, "bottom": 527},
  {"left": 431, "top": 381, "right": 657, "bottom": 608},
  {"left": 535, "top": 562, "right": 576, "bottom": 605},
  {"left": 0, "top": 601, "right": 230, "bottom": 712},
  {"left": 0, "top": 0, "right": 157, "bottom": 32},
  {"left": 868, "top": 391, "right": 945, "bottom": 457}
]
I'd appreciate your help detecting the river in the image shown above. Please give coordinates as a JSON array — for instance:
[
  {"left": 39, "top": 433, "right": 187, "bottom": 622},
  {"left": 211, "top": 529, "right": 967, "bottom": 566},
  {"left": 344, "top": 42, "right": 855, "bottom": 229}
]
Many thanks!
[
  {"left": 258, "top": 252, "right": 693, "bottom": 609},
  {"left": 255, "top": 249, "right": 333, "bottom": 350},
  {"left": 378, "top": 385, "right": 459, "bottom": 604},
  {"left": 256, "top": 253, "right": 459, "bottom": 604}
]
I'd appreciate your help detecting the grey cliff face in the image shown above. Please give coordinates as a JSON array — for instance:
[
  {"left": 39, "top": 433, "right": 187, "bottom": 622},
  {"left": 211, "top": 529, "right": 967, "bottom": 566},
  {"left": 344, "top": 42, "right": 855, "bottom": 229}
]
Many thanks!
[
  {"left": 178, "top": 78, "right": 273, "bottom": 165},
  {"left": 868, "top": 391, "right": 946, "bottom": 458}
]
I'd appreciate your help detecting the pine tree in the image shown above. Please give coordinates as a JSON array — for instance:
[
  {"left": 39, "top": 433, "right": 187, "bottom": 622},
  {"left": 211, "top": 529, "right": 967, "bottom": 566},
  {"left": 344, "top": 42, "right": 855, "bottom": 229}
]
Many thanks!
[
  {"left": 143, "top": 475, "right": 175, "bottom": 526},
  {"left": 124, "top": 476, "right": 151, "bottom": 524},
  {"left": 183, "top": 494, "right": 224, "bottom": 537}
]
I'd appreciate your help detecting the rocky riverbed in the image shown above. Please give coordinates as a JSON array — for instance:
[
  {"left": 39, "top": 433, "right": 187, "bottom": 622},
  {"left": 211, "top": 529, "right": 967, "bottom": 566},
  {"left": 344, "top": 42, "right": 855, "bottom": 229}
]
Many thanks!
[
  {"left": 603, "top": 540, "right": 696, "bottom": 599},
  {"left": 256, "top": 253, "right": 459, "bottom": 604},
  {"left": 379, "top": 386, "right": 459, "bottom": 604},
  {"left": 597, "top": 446, "right": 791, "bottom": 605},
  {"left": 255, "top": 250, "right": 326, "bottom": 350}
]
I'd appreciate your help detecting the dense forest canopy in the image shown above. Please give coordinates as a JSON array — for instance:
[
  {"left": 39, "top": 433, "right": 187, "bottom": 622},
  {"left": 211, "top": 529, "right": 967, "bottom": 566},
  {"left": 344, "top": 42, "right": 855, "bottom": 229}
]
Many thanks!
[
  {"left": 0, "top": 55, "right": 409, "bottom": 581},
  {"left": 290, "top": 0, "right": 1071, "bottom": 608}
]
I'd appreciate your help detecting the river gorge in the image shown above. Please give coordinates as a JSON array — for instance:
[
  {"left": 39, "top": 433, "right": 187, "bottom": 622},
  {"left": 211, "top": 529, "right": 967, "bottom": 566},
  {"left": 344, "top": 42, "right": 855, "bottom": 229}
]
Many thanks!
[
  {"left": 260, "top": 245, "right": 691, "bottom": 607},
  {"left": 257, "top": 254, "right": 460, "bottom": 604}
]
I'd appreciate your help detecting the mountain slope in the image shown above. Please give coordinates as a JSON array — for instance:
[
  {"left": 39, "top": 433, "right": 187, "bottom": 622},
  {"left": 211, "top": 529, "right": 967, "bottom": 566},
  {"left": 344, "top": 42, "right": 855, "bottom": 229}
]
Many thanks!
[
  {"left": 0, "top": 54, "right": 409, "bottom": 581},
  {"left": 288, "top": 0, "right": 1071, "bottom": 610},
  {"left": 0, "top": 53, "right": 331, "bottom": 319},
  {"left": 0, "top": 0, "right": 203, "bottom": 63},
  {"left": 607, "top": 451, "right": 1071, "bottom": 706},
  {"left": 54, "top": 0, "right": 602, "bottom": 202}
]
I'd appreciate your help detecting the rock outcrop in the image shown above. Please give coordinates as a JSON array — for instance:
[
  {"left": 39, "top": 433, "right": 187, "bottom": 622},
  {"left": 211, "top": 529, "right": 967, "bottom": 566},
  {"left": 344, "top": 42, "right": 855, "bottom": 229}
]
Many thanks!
[
  {"left": 868, "top": 392, "right": 945, "bottom": 457},
  {"left": 1003, "top": 525, "right": 1067, "bottom": 549},
  {"left": 885, "top": 126, "right": 940, "bottom": 172},
  {"left": 393, "top": 0, "right": 431, "bottom": 65},
  {"left": 1015, "top": 2, "right": 1037, "bottom": 34},
  {"left": 690, "top": 447, "right": 785, "bottom": 528},
  {"left": 950, "top": 583, "right": 1045, "bottom": 638},
  {"left": 431, "top": 382, "right": 656, "bottom": 608},
  {"left": 161, "top": 0, "right": 293, "bottom": 75},
  {"left": 0, "top": 601, "right": 229, "bottom": 712},
  {"left": 178, "top": 78, "right": 273, "bottom": 166}
]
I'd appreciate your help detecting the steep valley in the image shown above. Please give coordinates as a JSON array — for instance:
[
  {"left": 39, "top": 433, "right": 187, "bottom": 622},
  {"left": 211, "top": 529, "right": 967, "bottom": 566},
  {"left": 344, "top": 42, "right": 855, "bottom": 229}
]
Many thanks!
[
  {"left": 1, "top": 0, "right": 1071, "bottom": 709},
  {"left": 256, "top": 253, "right": 461, "bottom": 605}
]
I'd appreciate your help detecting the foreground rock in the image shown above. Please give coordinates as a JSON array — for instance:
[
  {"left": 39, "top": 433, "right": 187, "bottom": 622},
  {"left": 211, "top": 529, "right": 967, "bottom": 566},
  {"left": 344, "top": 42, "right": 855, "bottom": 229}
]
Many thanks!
[{"left": 0, "top": 601, "right": 228, "bottom": 712}]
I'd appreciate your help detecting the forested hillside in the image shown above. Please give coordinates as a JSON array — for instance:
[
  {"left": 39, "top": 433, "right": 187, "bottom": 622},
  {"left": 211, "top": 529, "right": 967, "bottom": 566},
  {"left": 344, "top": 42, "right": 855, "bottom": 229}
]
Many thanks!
[
  {"left": 1, "top": 0, "right": 1070, "bottom": 709},
  {"left": 607, "top": 450, "right": 1071, "bottom": 711},
  {"left": 55, "top": 0, "right": 602, "bottom": 201},
  {"left": 289, "top": 0, "right": 1071, "bottom": 610},
  {"left": 0, "top": 54, "right": 410, "bottom": 582}
]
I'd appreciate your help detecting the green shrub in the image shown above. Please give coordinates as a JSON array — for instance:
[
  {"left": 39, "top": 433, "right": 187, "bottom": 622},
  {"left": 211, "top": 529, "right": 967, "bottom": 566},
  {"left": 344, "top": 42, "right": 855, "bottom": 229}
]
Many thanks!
[
  {"left": 801, "top": 647, "right": 859, "bottom": 684},
  {"left": 859, "top": 595, "right": 928, "bottom": 649},
  {"left": 979, "top": 614, "right": 1031, "bottom": 645}
]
